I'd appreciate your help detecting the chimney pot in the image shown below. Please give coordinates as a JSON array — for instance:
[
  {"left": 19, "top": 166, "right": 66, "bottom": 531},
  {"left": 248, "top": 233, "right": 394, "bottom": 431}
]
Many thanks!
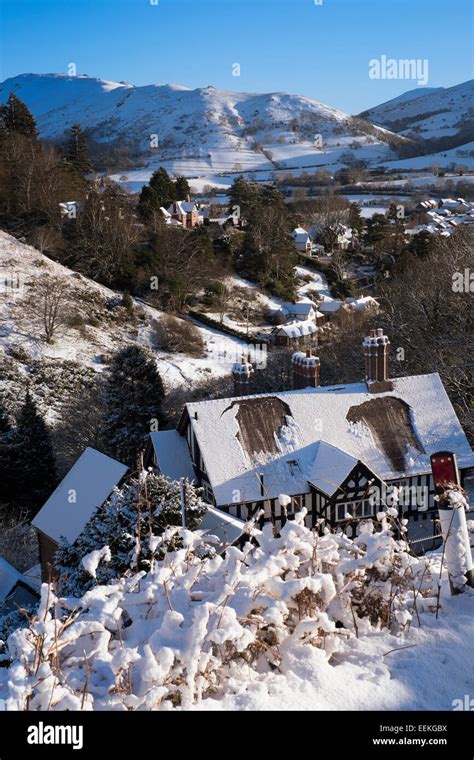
[{"left": 363, "top": 328, "right": 390, "bottom": 384}]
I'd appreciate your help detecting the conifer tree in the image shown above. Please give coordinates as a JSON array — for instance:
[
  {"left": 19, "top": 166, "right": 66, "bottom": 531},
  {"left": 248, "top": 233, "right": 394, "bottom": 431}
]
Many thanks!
[
  {"left": 138, "top": 167, "right": 177, "bottom": 218},
  {"left": 102, "top": 345, "right": 165, "bottom": 465},
  {"left": 175, "top": 175, "right": 191, "bottom": 199},
  {"left": 14, "top": 390, "right": 57, "bottom": 512},
  {"left": 0, "top": 399, "right": 14, "bottom": 504},
  {"left": 54, "top": 472, "right": 206, "bottom": 596},
  {"left": 0, "top": 398, "right": 12, "bottom": 434},
  {"left": 0, "top": 93, "right": 38, "bottom": 139},
  {"left": 65, "top": 123, "right": 93, "bottom": 175}
]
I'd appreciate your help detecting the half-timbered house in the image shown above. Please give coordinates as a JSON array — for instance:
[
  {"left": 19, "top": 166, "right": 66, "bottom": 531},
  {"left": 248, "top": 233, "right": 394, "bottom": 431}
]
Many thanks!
[{"left": 147, "top": 328, "right": 474, "bottom": 552}]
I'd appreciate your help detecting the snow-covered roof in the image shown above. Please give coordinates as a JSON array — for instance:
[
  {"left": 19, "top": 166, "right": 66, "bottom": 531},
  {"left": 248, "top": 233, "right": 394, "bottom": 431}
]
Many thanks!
[
  {"left": 0, "top": 557, "right": 29, "bottom": 602},
  {"left": 150, "top": 430, "right": 196, "bottom": 482},
  {"left": 273, "top": 319, "right": 317, "bottom": 338},
  {"left": 292, "top": 227, "right": 311, "bottom": 243},
  {"left": 199, "top": 507, "right": 246, "bottom": 549},
  {"left": 307, "top": 441, "right": 360, "bottom": 497},
  {"left": 318, "top": 300, "right": 343, "bottom": 314},
  {"left": 168, "top": 201, "right": 197, "bottom": 215},
  {"left": 344, "top": 296, "right": 380, "bottom": 312},
  {"left": 32, "top": 448, "right": 128, "bottom": 544},
  {"left": 180, "top": 373, "right": 474, "bottom": 506},
  {"left": 280, "top": 301, "right": 315, "bottom": 317}
]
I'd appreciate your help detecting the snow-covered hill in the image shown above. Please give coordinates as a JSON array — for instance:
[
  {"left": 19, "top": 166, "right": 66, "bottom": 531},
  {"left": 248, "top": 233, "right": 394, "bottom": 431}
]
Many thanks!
[
  {"left": 0, "top": 73, "right": 405, "bottom": 190},
  {"left": 0, "top": 230, "right": 250, "bottom": 418},
  {"left": 360, "top": 80, "right": 474, "bottom": 141}
]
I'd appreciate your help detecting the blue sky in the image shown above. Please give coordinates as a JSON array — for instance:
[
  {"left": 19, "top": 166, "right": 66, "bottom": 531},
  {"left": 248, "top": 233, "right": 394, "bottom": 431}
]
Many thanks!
[{"left": 1, "top": 0, "right": 472, "bottom": 112}]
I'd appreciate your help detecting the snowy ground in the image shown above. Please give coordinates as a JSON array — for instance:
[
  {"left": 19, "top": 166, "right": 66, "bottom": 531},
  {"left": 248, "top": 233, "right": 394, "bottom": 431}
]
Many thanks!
[
  {"left": 0, "top": 532, "right": 472, "bottom": 712},
  {"left": 0, "top": 231, "right": 250, "bottom": 394},
  {"left": 194, "top": 584, "right": 474, "bottom": 711}
]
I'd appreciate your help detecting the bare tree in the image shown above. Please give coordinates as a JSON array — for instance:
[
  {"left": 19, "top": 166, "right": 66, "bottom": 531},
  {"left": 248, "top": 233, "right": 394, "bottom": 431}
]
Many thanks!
[
  {"left": 28, "top": 274, "right": 70, "bottom": 344},
  {"left": 310, "top": 195, "right": 350, "bottom": 252},
  {"left": 329, "top": 248, "right": 349, "bottom": 283}
]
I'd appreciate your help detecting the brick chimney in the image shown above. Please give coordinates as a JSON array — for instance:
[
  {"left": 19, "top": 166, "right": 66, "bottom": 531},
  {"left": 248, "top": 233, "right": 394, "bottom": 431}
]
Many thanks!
[
  {"left": 363, "top": 328, "right": 390, "bottom": 384},
  {"left": 292, "top": 349, "right": 320, "bottom": 390},
  {"left": 232, "top": 356, "right": 254, "bottom": 396}
]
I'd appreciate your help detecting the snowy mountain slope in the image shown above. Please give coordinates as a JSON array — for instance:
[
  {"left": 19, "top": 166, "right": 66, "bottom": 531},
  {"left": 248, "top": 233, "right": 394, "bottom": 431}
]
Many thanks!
[
  {"left": 0, "top": 230, "right": 249, "bottom": 416},
  {"left": 360, "top": 80, "right": 474, "bottom": 140},
  {"left": 0, "top": 74, "right": 405, "bottom": 186},
  {"left": 381, "top": 140, "right": 474, "bottom": 171}
]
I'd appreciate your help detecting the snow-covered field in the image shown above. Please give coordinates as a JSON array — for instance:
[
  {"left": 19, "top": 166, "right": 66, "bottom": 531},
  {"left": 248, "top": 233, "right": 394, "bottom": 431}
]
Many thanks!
[{"left": 382, "top": 142, "right": 474, "bottom": 172}]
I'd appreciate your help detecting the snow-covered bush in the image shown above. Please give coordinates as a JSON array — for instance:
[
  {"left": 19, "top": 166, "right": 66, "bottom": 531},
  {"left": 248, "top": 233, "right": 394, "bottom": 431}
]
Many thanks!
[
  {"left": 2, "top": 509, "right": 433, "bottom": 711},
  {"left": 54, "top": 473, "right": 206, "bottom": 596}
]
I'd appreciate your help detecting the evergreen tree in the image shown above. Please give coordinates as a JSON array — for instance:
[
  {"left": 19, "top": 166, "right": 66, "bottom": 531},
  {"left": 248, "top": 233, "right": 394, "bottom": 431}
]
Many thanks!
[
  {"left": 408, "top": 229, "right": 433, "bottom": 258},
  {"left": 175, "top": 175, "right": 191, "bottom": 199},
  {"left": 0, "top": 93, "right": 38, "bottom": 139},
  {"left": 136, "top": 185, "right": 157, "bottom": 219},
  {"left": 0, "top": 398, "right": 12, "bottom": 434},
  {"left": 54, "top": 473, "right": 206, "bottom": 596},
  {"left": 0, "top": 399, "right": 14, "bottom": 504},
  {"left": 102, "top": 345, "right": 165, "bottom": 465},
  {"left": 65, "top": 123, "right": 93, "bottom": 175},
  {"left": 228, "top": 176, "right": 259, "bottom": 223},
  {"left": 348, "top": 203, "right": 365, "bottom": 248},
  {"left": 138, "top": 167, "right": 176, "bottom": 219},
  {"left": 14, "top": 390, "right": 57, "bottom": 512},
  {"left": 365, "top": 213, "right": 391, "bottom": 257}
]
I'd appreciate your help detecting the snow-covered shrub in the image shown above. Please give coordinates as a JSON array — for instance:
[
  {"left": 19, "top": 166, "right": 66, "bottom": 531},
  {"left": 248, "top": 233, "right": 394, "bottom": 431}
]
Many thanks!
[
  {"left": 54, "top": 473, "right": 206, "bottom": 596},
  {"left": 2, "top": 509, "right": 433, "bottom": 711},
  {"left": 155, "top": 315, "right": 205, "bottom": 357}
]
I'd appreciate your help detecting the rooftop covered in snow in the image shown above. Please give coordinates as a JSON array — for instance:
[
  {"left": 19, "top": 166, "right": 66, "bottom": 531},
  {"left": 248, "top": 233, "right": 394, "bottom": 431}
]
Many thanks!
[
  {"left": 177, "top": 373, "right": 474, "bottom": 505},
  {"left": 32, "top": 448, "right": 128, "bottom": 544},
  {"left": 149, "top": 430, "right": 196, "bottom": 482},
  {"left": 0, "top": 557, "right": 37, "bottom": 606}
]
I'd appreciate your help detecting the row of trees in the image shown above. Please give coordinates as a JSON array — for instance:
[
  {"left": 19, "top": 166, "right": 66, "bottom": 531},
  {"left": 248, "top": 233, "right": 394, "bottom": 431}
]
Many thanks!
[{"left": 0, "top": 96, "right": 86, "bottom": 228}]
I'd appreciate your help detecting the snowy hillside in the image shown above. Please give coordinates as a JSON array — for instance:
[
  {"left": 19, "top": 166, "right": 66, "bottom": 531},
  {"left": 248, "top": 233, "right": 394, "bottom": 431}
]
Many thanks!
[
  {"left": 0, "top": 74, "right": 405, "bottom": 189},
  {"left": 0, "top": 230, "right": 249, "bottom": 417},
  {"left": 360, "top": 80, "right": 474, "bottom": 141}
]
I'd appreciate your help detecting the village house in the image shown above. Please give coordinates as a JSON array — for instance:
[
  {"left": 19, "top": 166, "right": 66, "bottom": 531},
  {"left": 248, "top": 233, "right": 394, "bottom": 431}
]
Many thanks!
[
  {"left": 291, "top": 226, "right": 313, "bottom": 254},
  {"left": 310, "top": 222, "right": 352, "bottom": 251},
  {"left": 318, "top": 295, "right": 379, "bottom": 324},
  {"left": 166, "top": 200, "right": 201, "bottom": 228},
  {"left": 147, "top": 328, "right": 474, "bottom": 553},
  {"left": 277, "top": 300, "right": 319, "bottom": 323},
  {"left": 32, "top": 448, "right": 129, "bottom": 582},
  {"left": 271, "top": 318, "right": 318, "bottom": 347}
]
